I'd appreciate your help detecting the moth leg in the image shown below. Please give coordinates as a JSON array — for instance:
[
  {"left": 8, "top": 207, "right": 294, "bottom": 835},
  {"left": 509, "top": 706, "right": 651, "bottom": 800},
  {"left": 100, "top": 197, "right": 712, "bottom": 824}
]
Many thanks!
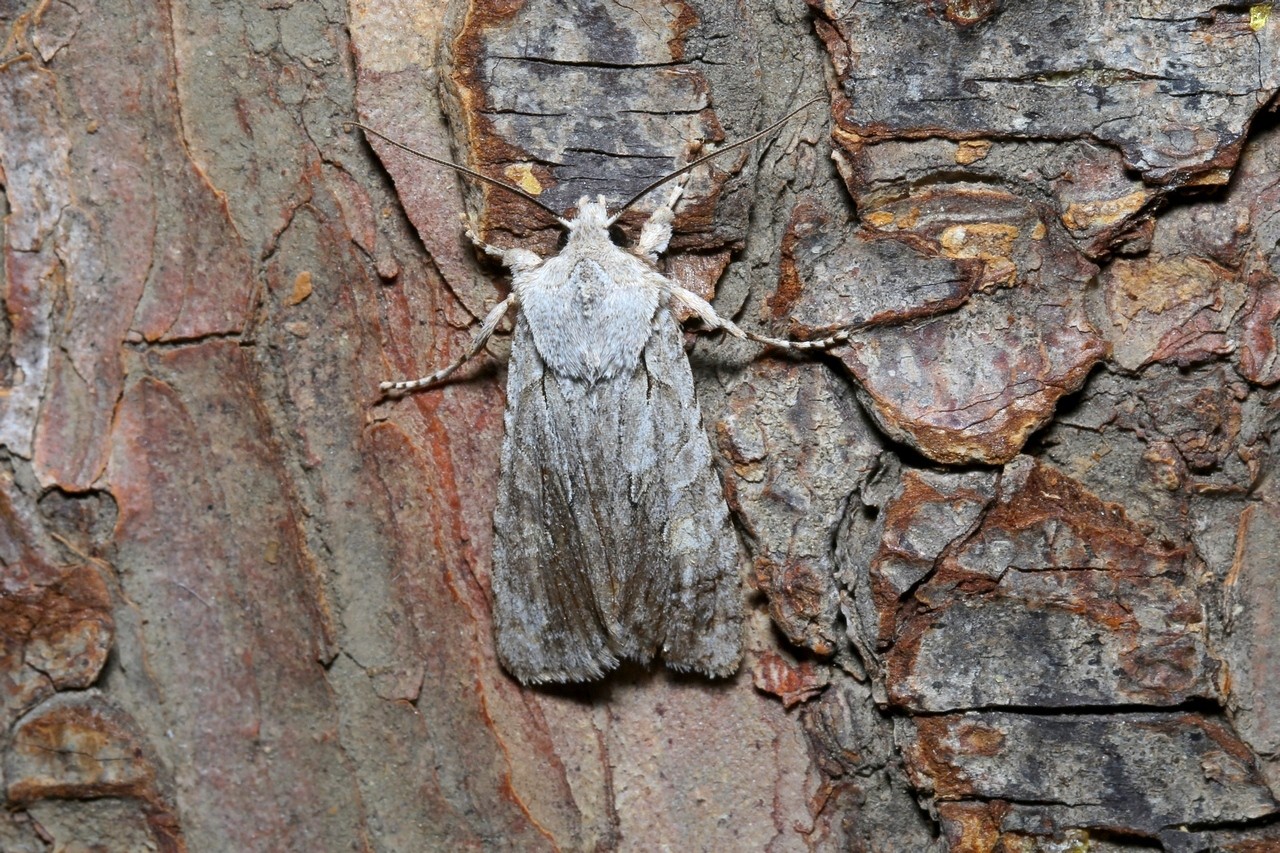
[
  {"left": 634, "top": 177, "right": 692, "bottom": 262},
  {"left": 666, "top": 285, "right": 852, "bottom": 351},
  {"left": 463, "top": 218, "right": 543, "bottom": 273},
  {"left": 380, "top": 295, "right": 516, "bottom": 394}
]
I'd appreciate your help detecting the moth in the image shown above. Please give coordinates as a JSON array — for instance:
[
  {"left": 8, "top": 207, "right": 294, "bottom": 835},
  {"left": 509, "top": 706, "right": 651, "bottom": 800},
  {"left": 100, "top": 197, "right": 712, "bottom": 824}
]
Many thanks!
[{"left": 358, "top": 99, "right": 845, "bottom": 683}]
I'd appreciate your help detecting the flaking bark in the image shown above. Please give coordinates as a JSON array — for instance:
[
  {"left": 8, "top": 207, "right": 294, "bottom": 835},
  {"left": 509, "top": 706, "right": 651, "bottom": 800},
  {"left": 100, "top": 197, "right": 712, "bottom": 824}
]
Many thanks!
[{"left": 3, "top": 0, "right": 1280, "bottom": 850}]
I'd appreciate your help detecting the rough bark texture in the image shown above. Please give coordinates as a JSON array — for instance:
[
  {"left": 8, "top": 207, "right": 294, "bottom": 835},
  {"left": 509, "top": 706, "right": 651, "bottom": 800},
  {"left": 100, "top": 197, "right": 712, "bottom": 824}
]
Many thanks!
[{"left": 3, "top": 0, "right": 1280, "bottom": 850}]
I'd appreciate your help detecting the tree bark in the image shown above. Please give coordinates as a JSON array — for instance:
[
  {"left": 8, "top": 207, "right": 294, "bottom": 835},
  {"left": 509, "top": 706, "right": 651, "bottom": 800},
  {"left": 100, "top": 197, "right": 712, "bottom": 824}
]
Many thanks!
[{"left": 3, "top": 0, "right": 1280, "bottom": 850}]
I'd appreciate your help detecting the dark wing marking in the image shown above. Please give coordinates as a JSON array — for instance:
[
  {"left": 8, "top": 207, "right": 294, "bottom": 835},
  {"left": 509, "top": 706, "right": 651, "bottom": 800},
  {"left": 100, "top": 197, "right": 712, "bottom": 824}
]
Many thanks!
[{"left": 490, "top": 309, "right": 743, "bottom": 683}]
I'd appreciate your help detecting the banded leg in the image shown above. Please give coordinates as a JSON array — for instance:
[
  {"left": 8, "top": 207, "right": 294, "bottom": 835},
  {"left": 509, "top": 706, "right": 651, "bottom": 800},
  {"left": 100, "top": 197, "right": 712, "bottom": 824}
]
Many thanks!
[
  {"left": 381, "top": 218, "right": 544, "bottom": 395},
  {"left": 380, "top": 295, "right": 516, "bottom": 393},
  {"left": 666, "top": 285, "right": 853, "bottom": 351}
]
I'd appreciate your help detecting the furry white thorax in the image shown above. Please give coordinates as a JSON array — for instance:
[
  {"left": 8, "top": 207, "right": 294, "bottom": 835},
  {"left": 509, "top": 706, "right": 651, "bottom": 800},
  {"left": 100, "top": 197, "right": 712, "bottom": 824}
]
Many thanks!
[{"left": 516, "top": 195, "right": 665, "bottom": 384}]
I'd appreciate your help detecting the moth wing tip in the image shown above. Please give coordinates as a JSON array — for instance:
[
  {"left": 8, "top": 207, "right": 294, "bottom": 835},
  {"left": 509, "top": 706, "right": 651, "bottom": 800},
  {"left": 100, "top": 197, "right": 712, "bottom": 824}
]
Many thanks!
[{"left": 503, "top": 653, "right": 619, "bottom": 686}]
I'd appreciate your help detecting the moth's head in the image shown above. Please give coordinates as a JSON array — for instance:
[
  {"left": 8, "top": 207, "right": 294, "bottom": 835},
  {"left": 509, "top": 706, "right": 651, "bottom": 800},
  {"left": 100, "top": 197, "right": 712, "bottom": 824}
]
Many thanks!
[{"left": 564, "top": 195, "right": 614, "bottom": 243}]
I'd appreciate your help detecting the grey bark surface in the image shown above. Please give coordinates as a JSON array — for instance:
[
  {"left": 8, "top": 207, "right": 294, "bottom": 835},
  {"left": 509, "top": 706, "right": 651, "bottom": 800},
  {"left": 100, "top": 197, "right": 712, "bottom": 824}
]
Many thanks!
[{"left": 2, "top": 0, "right": 1280, "bottom": 850}]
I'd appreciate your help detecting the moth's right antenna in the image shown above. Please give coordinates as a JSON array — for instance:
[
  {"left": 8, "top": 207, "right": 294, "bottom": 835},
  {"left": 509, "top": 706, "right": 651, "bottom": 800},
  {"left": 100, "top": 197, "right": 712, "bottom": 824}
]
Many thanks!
[
  {"left": 346, "top": 122, "right": 570, "bottom": 227},
  {"left": 609, "top": 95, "right": 827, "bottom": 223}
]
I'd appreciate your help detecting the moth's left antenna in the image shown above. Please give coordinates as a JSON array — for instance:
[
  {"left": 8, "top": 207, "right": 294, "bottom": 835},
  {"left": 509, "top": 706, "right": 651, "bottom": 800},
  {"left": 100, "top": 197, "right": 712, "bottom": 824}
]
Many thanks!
[{"left": 346, "top": 121, "right": 569, "bottom": 226}]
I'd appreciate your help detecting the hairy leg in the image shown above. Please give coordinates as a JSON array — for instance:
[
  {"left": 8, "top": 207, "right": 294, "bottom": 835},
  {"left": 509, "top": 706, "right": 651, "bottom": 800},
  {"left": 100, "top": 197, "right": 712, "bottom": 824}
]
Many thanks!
[
  {"left": 634, "top": 178, "right": 691, "bottom": 262},
  {"left": 665, "top": 285, "right": 853, "bottom": 351},
  {"left": 380, "top": 295, "right": 517, "bottom": 393},
  {"left": 381, "top": 218, "right": 541, "bottom": 394}
]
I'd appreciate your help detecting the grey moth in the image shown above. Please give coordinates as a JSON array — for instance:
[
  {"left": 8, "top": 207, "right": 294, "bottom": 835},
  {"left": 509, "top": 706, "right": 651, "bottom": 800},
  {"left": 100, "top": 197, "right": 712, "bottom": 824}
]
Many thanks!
[{"left": 362, "top": 99, "right": 843, "bottom": 683}]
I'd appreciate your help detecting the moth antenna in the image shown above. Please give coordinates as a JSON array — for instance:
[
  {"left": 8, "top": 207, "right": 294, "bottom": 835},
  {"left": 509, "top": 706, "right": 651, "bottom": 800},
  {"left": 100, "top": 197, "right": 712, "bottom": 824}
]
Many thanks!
[
  {"left": 609, "top": 94, "right": 826, "bottom": 222},
  {"left": 346, "top": 121, "right": 569, "bottom": 227}
]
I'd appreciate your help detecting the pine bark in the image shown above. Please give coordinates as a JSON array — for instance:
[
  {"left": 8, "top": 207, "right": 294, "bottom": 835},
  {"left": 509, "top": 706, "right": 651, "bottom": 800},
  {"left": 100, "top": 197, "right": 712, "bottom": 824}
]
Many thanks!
[{"left": 2, "top": 0, "right": 1279, "bottom": 850}]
